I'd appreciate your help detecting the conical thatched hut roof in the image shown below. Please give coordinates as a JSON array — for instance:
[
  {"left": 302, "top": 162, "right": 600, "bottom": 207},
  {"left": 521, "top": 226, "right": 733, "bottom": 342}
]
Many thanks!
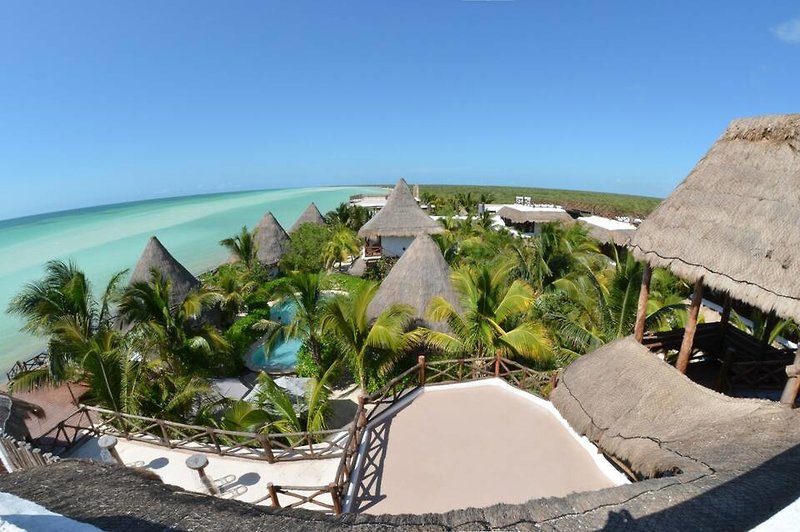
[
  {"left": 497, "top": 205, "right": 574, "bottom": 225},
  {"left": 289, "top": 203, "right": 326, "bottom": 233},
  {"left": 254, "top": 212, "right": 289, "bottom": 266},
  {"left": 630, "top": 114, "right": 800, "bottom": 322},
  {"left": 358, "top": 179, "right": 444, "bottom": 238},
  {"left": 129, "top": 236, "right": 200, "bottom": 303},
  {"left": 366, "top": 235, "right": 459, "bottom": 330}
]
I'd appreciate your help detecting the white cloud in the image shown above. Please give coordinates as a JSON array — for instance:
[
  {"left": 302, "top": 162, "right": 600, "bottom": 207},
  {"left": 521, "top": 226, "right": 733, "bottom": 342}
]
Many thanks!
[{"left": 772, "top": 17, "right": 800, "bottom": 44}]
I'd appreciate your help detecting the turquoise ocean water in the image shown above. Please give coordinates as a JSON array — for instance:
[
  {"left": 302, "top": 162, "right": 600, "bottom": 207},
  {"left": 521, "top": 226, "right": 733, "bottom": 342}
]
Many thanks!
[{"left": 0, "top": 186, "right": 382, "bottom": 376}]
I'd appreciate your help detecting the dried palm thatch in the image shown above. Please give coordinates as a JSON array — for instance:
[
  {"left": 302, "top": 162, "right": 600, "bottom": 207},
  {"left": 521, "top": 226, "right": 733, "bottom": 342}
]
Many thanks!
[
  {"left": 366, "top": 235, "right": 459, "bottom": 330},
  {"left": 497, "top": 206, "right": 574, "bottom": 225},
  {"left": 551, "top": 336, "right": 788, "bottom": 478},
  {"left": 630, "top": 114, "right": 800, "bottom": 322},
  {"left": 129, "top": 236, "right": 200, "bottom": 304},
  {"left": 254, "top": 212, "right": 289, "bottom": 266},
  {"left": 289, "top": 203, "right": 326, "bottom": 233},
  {"left": 358, "top": 178, "right": 444, "bottom": 239}
]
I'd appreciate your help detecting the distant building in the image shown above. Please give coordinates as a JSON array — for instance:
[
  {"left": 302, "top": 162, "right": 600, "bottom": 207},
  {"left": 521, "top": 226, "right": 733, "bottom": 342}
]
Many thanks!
[
  {"left": 497, "top": 204, "right": 574, "bottom": 235},
  {"left": 357, "top": 178, "right": 443, "bottom": 259}
]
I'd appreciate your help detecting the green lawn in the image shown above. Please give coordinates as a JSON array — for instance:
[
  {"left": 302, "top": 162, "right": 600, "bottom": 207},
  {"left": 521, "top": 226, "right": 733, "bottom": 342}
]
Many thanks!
[{"left": 401, "top": 184, "right": 662, "bottom": 218}]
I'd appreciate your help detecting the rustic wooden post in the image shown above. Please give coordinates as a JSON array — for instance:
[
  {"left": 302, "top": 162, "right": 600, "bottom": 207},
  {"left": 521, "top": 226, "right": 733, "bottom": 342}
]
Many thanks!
[
  {"left": 417, "top": 355, "right": 426, "bottom": 386},
  {"left": 267, "top": 482, "right": 281, "bottom": 507},
  {"left": 494, "top": 352, "right": 501, "bottom": 377},
  {"left": 98, "top": 435, "right": 123, "bottom": 466},
  {"left": 257, "top": 434, "right": 276, "bottom": 464},
  {"left": 357, "top": 395, "right": 367, "bottom": 428},
  {"left": 157, "top": 420, "right": 171, "bottom": 447},
  {"left": 676, "top": 278, "right": 704, "bottom": 374},
  {"left": 780, "top": 347, "right": 800, "bottom": 408},
  {"left": 186, "top": 454, "right": 218, "bottom": 495},
  {"left": 328, "top": 482, "right": 342, "bottom": 514},
  {"left": 207, "top": 428, "right": 222, "bottom": 455},
  {"left": 634, "top": 263, "right": 652, "bottom": 343}
]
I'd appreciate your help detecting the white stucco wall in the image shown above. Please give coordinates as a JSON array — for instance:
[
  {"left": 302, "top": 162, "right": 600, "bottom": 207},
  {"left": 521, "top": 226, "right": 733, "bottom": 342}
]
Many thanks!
[{"left": 381, "top": 236, "right": 415, "bottom": 258}]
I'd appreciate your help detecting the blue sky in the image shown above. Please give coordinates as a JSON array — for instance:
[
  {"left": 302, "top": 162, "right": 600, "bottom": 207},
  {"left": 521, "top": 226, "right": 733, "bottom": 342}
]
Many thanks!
[{"left": 1, "top": 1, "right": 799, "bottom": 219}]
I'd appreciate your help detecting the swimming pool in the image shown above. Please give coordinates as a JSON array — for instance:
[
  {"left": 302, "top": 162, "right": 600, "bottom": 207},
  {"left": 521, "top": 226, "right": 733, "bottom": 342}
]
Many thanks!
[{"left": 246, "top": 300, "right": 303, "bottom": 373}]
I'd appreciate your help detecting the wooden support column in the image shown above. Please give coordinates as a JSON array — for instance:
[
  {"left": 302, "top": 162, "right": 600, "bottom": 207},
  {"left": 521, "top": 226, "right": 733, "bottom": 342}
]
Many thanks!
[
  {"left": 417, "top": 355, "right": 426, "bottom": 386},
  {"left": 676, "top": 278, "right": 704, "bottom": 374},
  {"left": 780, "top": 347, "right": 800, "bottom": 408},
  {"left": 634, "top": 263, "right": 653, "bottom": 343}
]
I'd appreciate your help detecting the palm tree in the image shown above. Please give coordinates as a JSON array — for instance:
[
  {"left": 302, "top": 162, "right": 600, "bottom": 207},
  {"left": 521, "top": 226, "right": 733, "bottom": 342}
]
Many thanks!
[
  {"left": 323, "top": 226, "right": 361, "bottom": 270},
  {"left": 118, "top": 269, "right": 229, "bottom": 376},
  {"left": 255, "top": 360, "right": 339, "bottom": 437},
  {"left": 209, "top": 269, "right": 256, "bottom": 326},
  {"left": 321, "top": 283, "right": 419, "bottom": 392},
  {"left": 477, "top": 191, "right": 495, "bottom": 205},
  {"left": 275, "top": 273, "right": 327, "bottom": 365},
  {"left": 423, "top": 263, "right": 553, "bottom": 365},
  {"left": 7, "top": 260, "right": 127, "bottom": 390},
  {"left": 455, "top": 192, "right": 476, "bottom": 215},
  {"left": 546, "top": 247, "right": 686, "bottom": 355},
  {"left": 325, "top": 203, "right": 372, "bottom": 231},
  {"left": 220, "top": 226, "right": 257, "bottom": 270}
]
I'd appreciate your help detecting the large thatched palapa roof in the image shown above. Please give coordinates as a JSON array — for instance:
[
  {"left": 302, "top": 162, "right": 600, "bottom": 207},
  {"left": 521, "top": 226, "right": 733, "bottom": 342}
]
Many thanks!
[
  {"left": 253, "top": 212, "right": 289, "bottom": 266},
  {"left": 630, "top": 114, "right": 800, "bottom": 322},
  {"left": 366, "top": 235, "right": 459, "bottom": 330},
  {"left": 358, "top": 178, "right": 443, "bottom": 239},
  {"left": 129, "top": 236, "right": 200, "bottom": 303},
  {"left": 289, "top": 203, "right": 326, "bottom": 233},
  {"left": 497, "top": 205, "right": 574, "bottom": 225}
]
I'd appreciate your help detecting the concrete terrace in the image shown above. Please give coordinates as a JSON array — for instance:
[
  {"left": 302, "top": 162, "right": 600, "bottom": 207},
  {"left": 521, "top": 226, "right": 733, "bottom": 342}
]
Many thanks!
[
  {"left": 67, "top": 432, "right": 343, "bottom": 510},
  {"left": 349, "top": 379, "right": 627, "bottom": 515}
]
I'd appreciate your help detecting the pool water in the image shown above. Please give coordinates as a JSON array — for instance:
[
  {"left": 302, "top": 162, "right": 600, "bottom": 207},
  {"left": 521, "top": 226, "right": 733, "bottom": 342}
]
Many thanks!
[{"left": 247, "top": 301, "right": 303, "bottom": 373}]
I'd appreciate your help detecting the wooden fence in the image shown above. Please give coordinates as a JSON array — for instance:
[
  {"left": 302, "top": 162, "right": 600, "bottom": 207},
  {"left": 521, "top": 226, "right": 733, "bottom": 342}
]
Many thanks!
[
  {"left": 5, "top": 352, "right": 48, "bottom": 382},
  {"left": 30, "top": 354, "right": 555, "bottom": 514},
  {"left": 0, "top": 434, "right": 59, "bottom": 473},
  {"left": 642, "top": 322, "right": 796, "bottom": 391},
  {"left": 328, "top": 354, "right": 557, "bottom": 513},
  {"left": 33, "top": 404, "right": 350, "bottom": 463}
]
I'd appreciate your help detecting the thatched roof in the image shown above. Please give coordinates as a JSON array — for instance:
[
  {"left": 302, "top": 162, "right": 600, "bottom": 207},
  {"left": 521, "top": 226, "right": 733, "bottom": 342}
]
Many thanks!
[
  {"left": 630, "top": 114, "right": 800, "bottom": 322},
  {"left": 129, "top": 237, "right": 200, "bottom": 304},
  {"left": 366, "top": 235, "right": 459, "bottom": 330},
  {"left": 289, "top": 203, "right": 326, "bottom": 233},
  {"left": 254, "top": 212, "right": 289, "bottom": 266},
  {"left": 578, "top": 216, "right": 636, "bottom": 246},
  {"left": 497, "top": 205, "right": 574, "bottom": 225},
  {"left": 358, "top": 179, "right": 443, "bottom": 239}
]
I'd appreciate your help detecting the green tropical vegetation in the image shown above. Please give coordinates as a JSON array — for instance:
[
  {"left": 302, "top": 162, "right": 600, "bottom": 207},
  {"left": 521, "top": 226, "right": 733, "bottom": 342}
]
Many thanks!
[{"left": 13, "top": 196, "right": 795, "bottom": 444}]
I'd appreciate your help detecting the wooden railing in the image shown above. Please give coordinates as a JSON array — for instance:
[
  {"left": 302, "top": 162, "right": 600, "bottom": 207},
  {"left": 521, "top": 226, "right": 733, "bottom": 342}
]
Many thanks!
[
  {"left": 33, "top": 404, "right": 350, "bottom": 463},
  {"left": 31, "top": 354, "right": 555, "bottom": 515},
  {"left": 364, "top": 246, "right": 382, "bottom": 258},
  {"left": 5, "top": 352, "right": 49, "bottom": 382},
  {"left": 643, "top": 322, "right": 796, "bottom": 391},
  {"left": 330, "top": 354, "right": 558, "bottom": 513},
  {"left": 0, "top": 435, "right": 60, "bottom": 472}
]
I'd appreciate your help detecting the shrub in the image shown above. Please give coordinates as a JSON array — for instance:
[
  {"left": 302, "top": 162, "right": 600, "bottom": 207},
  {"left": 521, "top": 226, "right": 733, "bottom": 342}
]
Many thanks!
[
  {"left": 225, "top": 308, "right": 272, "bottom": 359},
  {"left": 279, "top": 223, "right": 334, "bottom": 273}
]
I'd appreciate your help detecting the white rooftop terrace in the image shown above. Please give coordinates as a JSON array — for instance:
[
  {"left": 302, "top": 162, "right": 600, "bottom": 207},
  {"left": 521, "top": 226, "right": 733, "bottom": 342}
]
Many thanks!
[
  {"left": 347, "top": 379, "right": 628, "bottom": 515},
  {"left": 579, "top": 214, "right": 637, "bottom": 231}
]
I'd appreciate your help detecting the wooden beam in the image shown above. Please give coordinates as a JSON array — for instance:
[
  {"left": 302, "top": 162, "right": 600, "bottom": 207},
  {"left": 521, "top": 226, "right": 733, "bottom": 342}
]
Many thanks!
[
  {"left": 676, "top": 278, "right": 704, "bottom": 374},
  {"left": 780, "top": 347, "right": 800, "bottom": 408},
  {"left": 634, "top": 263, "right": 652, "bottom": 343}
]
